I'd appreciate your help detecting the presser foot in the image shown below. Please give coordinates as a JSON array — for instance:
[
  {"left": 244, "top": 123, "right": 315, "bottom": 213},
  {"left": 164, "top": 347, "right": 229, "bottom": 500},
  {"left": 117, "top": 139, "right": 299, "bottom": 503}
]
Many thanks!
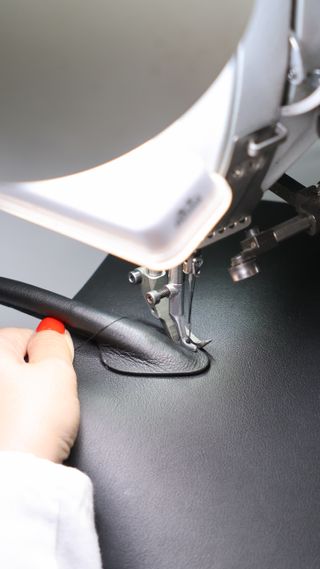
[{"left": 128, "top": 255, "right": 211, "bottom": 351}]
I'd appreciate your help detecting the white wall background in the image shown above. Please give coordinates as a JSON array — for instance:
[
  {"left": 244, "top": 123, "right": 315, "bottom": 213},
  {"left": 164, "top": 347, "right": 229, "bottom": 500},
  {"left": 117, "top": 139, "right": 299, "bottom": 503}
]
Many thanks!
[{"left": 0, "top": 213, "right": 105, "bottom": 328}]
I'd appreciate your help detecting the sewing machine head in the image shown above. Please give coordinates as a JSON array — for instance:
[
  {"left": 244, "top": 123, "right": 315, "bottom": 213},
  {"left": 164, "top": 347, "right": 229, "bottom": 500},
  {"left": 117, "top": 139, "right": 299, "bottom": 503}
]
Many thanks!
[{"left": 0, "top": 0, "right": 320, "bottom": 350}]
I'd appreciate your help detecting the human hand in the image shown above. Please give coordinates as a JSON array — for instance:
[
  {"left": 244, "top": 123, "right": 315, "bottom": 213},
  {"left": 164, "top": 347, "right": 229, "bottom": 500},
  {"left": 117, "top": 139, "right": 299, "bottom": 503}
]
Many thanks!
[{"left": 0, "top": 319, "right": 79, "bottom": 464}]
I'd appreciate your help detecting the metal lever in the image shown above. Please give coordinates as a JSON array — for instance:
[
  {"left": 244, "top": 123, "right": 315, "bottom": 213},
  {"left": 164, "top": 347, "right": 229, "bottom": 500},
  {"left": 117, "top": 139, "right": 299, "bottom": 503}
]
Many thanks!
[
  {"left": 229, "top": 215, "right": 314, "bottom": 282},
  {"left": 248, "top": 122, "right": 288, "bottom": 158}
]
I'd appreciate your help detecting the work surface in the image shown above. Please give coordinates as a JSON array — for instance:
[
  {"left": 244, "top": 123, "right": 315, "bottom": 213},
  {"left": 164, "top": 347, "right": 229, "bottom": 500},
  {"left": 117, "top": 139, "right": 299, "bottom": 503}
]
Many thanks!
[{"left": 70, "top": 201, "right": 320, "bottom": 569}]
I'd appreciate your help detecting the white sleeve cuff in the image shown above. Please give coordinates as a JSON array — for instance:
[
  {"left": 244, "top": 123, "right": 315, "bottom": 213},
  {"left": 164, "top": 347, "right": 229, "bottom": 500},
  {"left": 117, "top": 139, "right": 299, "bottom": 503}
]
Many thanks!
[{"left": 0, "top": 452, "right": 102, "bottom": 569}]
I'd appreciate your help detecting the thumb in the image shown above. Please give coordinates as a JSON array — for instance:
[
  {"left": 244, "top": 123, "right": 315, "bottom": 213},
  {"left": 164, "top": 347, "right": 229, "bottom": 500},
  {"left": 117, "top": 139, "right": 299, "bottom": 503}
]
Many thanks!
[{"left": 27, "top": 318, "right": 74, "bottom": 365}]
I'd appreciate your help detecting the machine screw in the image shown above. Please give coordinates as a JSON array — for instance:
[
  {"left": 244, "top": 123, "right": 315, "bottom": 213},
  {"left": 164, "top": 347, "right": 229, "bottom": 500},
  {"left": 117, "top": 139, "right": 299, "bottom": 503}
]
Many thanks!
[
  {"left": 128, "top": 269, "right": 143, "bottom": 285},
  {"left": 250, "top": 156, "right": 266, "bottom": 171},
  {"left": 232, "top": 165, "right": 245, "bottom": 179},
  {"left": 145, "top": 287, "right": 170, "bottom": 307}
]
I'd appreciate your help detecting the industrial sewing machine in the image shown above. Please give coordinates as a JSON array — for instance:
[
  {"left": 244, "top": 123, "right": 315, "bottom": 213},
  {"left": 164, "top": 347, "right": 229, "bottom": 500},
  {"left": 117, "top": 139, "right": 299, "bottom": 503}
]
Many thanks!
[
  {"left": 0, "top": 0, "right": 320, "bottom": 356},
  {"left": 1, "top": 4, "right": 320, "bottom": 567}
]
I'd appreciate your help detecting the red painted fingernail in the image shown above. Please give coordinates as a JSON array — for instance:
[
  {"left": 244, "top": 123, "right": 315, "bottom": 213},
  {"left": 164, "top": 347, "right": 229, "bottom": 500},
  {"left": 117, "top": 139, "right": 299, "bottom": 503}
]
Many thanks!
[{"left": 36, "top": 317, "right": 65, "bottom": 334}]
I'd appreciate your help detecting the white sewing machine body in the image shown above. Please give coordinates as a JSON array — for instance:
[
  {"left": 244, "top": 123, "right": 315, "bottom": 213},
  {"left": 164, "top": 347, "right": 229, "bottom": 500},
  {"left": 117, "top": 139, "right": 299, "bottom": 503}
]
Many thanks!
[
  {"left": 0, "top": 0, "right": 318, "bottom": 266},
  {"left": 0, "top": 0, "right": 320, "bottom": 346}
]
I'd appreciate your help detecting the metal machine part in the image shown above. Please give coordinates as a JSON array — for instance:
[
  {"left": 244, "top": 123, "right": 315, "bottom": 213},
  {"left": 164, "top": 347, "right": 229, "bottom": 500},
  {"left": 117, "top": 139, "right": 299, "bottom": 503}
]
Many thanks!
[
  {"left": 99, "top": 1, "right": 320, "bottom": 346},
  {"left": 129, "top": 170, "right": 320, "bottom": 346},
  {"left": 287, "top": 33, "right": 305, "bottom": 87},
  {"left": 200, "top": 215, "right": 251, "bottom": 248},
  {"left": 217, "top": 1, "right": 320, "bottom": 286},
  {"left": 217, "top": 123, "right": 288, "bottom": 237},
  {"left": 285, "top": 32, "right": 306, "bottom": 105},
  {"left": 128, "top": 254, "right": 210, "bottom": 351},
  {"left": 229, "top": 175, "right": 320, "bottom": 282},
  {"left": 262, "top": 0, "right": 320, "bottom": 190},
  {"left": 1, "top": 0, "right": 319, "bottom": 277},
  {"left": 3, "top": 0, "right": 319, "bottom": 352},
  {"left": 229, "top": 215, "right": 314, "bottom": 282}
]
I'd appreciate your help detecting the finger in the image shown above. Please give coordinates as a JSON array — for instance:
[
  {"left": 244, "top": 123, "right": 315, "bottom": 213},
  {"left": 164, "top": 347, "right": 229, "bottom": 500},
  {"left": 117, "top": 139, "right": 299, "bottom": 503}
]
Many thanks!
[
  {"left": 27, "top": 323, "right": 74, "bottom": 365},
  {"left": 0, "top": 328, "right": 33, "bottom": 364}
]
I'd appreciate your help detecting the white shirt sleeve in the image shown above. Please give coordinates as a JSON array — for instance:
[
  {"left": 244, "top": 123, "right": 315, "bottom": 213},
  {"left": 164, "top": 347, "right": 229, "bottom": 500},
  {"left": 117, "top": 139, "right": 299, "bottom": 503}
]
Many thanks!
[{"left": 0, "top": 452, "right": 103, "bottom": 569}]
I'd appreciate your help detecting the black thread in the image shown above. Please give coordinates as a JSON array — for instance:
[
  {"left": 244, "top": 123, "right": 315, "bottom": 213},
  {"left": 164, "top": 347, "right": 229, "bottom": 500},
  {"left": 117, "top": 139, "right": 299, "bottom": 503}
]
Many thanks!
[{"left": 74, "top": 316, "right": 126, "bottom": 352}]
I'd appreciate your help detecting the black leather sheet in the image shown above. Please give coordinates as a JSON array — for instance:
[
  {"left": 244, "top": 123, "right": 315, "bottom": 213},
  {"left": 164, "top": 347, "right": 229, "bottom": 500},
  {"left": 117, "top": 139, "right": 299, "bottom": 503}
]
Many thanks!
[{"left": 69, "top": 201, "right": 320, "bottom": 569}]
